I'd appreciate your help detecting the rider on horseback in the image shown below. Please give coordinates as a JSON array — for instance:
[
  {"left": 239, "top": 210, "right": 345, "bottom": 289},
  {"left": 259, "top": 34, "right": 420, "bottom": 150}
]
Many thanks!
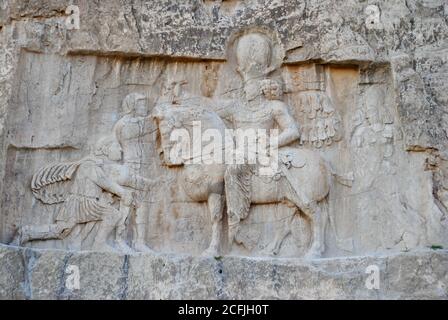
[{"left": 216, "top": 77, "right": 303, "bottom": 244}]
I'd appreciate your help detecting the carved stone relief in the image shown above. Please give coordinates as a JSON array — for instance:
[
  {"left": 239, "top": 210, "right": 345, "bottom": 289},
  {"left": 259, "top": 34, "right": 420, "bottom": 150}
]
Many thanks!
[
  {"left": 0, "top": 27, "right": 446, "bottom": 260},
  {"left": 9, "top": 130, "right": 163, "bottom": 253}
]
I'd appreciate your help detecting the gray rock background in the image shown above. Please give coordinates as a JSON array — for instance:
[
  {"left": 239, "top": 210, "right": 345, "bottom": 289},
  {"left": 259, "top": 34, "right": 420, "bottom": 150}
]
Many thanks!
[{"left": 0, "top": 244, "right": 447, "bottom": 299}]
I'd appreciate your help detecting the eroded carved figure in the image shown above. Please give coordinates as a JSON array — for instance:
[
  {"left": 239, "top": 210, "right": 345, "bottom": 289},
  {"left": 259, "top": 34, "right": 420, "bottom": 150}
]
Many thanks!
[
  {"left": 351, "top": 86, "right": 400, "bottom": 189},
  {"left": 113, "top": 93, "right": 154, "bottom": 252}
]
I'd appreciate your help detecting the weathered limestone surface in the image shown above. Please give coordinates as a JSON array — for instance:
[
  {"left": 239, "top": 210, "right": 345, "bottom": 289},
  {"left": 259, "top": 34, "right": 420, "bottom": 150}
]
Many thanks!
[
  {"left": 0, "top": 0, "right": 447, "bottom": 147},
  {"left": 0, "top": 244, "right": 447, "bottom": 300},
  {"left": 0, "top": 0, "right": 447, "bottom": 299}
]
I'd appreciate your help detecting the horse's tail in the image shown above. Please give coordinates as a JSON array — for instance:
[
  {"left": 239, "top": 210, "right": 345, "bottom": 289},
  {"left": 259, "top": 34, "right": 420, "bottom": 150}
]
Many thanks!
[{"left": 321, "top": 197, "right": 354, "bottom": 252}]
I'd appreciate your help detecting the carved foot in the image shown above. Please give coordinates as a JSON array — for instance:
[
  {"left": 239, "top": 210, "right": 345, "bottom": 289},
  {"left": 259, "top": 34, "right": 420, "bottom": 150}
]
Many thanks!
[
  {"left": 10, "top": 227, "right": 29, "bottom": 246},
  {"left": 9, "top": 232, "right": 21, "bottom": 247},
  {"left": 133, "top": 241, "right": 155, "bottom": 254}
]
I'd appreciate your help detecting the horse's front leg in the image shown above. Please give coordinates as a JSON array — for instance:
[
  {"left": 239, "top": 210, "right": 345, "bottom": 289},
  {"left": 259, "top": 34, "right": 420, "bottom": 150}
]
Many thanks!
[
  {"left": 202, "top": 193, "right": 225, "bottom": 257},
  {"left": 303, "top": 202, "right": 326, "bottom": 260}
]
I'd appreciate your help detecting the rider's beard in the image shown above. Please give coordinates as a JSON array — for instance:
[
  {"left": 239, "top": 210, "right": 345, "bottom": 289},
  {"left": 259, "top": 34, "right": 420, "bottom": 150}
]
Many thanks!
[{"left": 244, "top": 80, "right": 262, "bottom": 102}]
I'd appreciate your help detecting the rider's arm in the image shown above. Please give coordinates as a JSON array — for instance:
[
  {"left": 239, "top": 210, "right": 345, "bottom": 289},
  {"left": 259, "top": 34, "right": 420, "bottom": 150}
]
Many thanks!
[
  {"left": 122, "top": 173, "right": 164, "bottom": 191},
  {"left": 204, "top": 96, "right": 234, "bottom": 121},
  {"left": 272, "top": 101, "right": 301, "bottom": 148}
]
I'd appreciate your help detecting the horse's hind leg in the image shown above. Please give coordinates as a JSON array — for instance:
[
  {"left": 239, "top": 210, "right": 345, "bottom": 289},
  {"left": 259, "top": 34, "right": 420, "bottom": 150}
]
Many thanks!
[
  {"left": 265, "top": 207, "right": 297, "bottom": 255},
  {"left": 202, "top": 193, "right": 225, "bottom": 257}
]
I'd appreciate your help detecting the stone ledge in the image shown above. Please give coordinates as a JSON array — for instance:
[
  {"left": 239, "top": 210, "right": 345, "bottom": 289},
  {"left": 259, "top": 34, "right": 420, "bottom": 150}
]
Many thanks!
[{"left": 0, "top": 244, "right": 447, "bottom": 300}]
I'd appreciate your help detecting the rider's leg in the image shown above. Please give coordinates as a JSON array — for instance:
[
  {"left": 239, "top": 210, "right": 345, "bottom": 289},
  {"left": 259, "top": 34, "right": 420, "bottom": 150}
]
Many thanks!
[
  {"left": 224, "top": 164, "right": 250, "bottom": 247},
  {"left": 228, "top": 211, "right": 241, "bottom": 248}
]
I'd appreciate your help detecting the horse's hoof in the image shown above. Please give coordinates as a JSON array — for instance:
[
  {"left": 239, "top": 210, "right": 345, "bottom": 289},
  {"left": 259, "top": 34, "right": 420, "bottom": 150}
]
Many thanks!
[
  {"left": 261, "top": 247, "right": 278, "bottom": 257},
  {"left": 266, "top": 251, "right": 278, "bottom": 257},
  {"left": 116, "top": 240, "right": 135, "bottom": 254},
  {"left": 303, "top": 251, "right": 321, "bottom": 260},
  {"left": 133, "top": 242, "right": 155, "bottom": 254},
  {"left": 201, "top": 248, "right": 219, "bottom": 257}
]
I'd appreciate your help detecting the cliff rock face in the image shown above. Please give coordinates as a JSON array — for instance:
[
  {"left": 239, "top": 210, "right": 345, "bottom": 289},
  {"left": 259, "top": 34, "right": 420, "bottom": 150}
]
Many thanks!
[
  {"left": 0, "top": 0, "right": 447, "bottom": 299},
  {"left": 1, "top": 244, "right": 447, "bottom": 299}
]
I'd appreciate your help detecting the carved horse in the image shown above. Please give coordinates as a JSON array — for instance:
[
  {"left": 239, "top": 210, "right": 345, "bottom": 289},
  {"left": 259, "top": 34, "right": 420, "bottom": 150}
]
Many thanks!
[{"left": 153, "top": 103, "right": 352, "bottom": 258}]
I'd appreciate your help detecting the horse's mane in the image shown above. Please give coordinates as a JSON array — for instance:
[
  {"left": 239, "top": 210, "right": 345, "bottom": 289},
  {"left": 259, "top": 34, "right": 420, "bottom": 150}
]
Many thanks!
[{"left": 154, "top": 103, "right": 228, "bottom": 131}]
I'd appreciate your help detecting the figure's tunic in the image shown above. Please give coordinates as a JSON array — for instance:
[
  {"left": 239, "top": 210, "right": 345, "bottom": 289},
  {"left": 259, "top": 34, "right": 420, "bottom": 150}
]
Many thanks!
[
  {"left": 231, "top": 103, "right": 275, "bottom": 132},
  {"left": 114, "top": 115, "right": 147, "bottom": 172},
  {"left": 55, "top": 160, "right": 120, "bottom": 224}
]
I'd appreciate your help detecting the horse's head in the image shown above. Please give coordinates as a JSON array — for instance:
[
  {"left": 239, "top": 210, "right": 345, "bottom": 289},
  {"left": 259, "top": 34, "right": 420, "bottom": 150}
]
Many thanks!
[{"left": 152, "top": 102, "right": 230, "bottom": 167}]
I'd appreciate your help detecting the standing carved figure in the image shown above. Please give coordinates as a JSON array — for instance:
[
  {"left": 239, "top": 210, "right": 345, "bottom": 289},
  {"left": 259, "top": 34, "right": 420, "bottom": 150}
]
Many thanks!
[
  {"left": 351, "top": 87, "right": 398, "bottom": 190},
  {"left": 113, "top": 93, "right": 154, "bottom": 252}
]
